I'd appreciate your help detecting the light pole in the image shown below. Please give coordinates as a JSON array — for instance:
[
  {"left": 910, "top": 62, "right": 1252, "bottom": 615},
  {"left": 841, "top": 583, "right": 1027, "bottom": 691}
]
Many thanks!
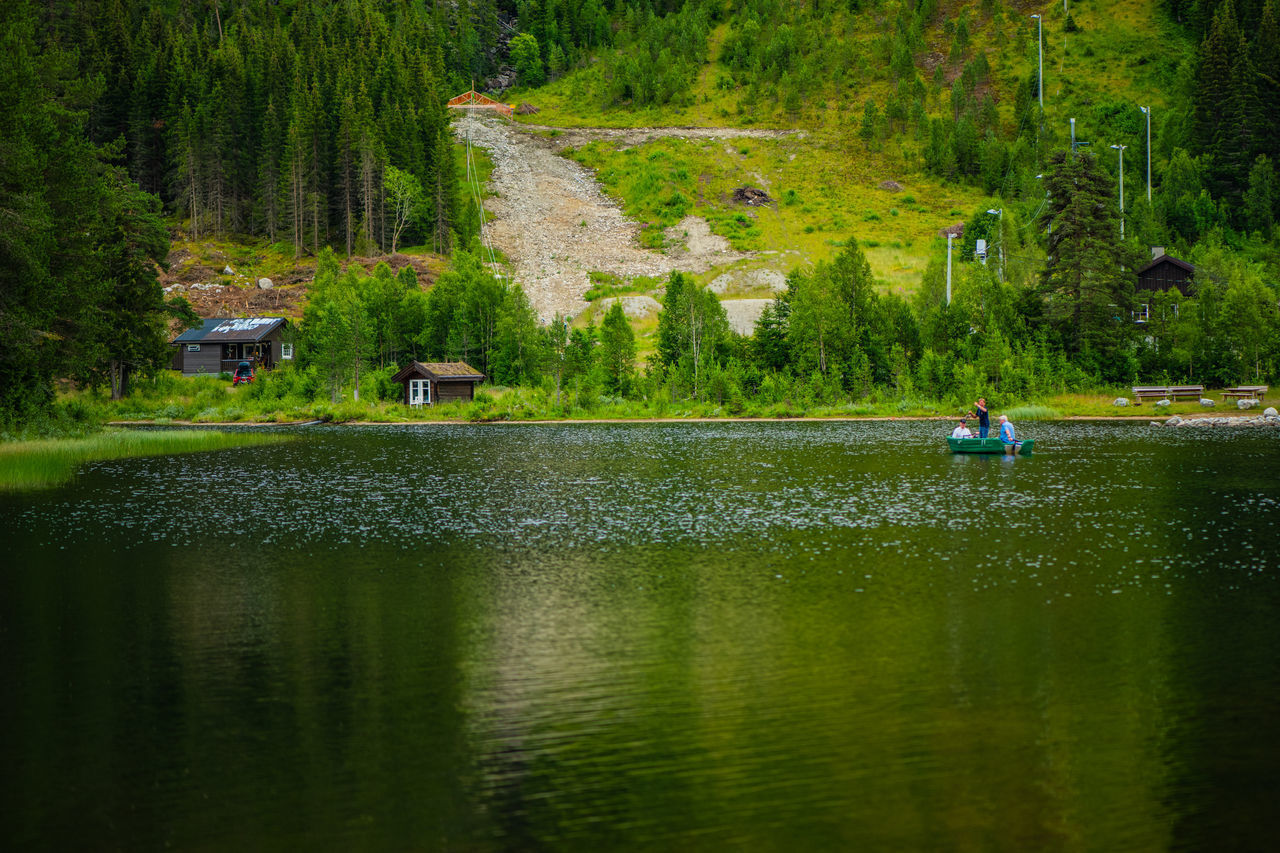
[
  {"left": 946, "top": 232, "right": 954, "bottom": 306},
  {"left": 1139, "top": 106, "right": 1151, "bottom": 203},
  {"left": 986, "top": 208, "right": 1003, "bottom": 281},
  {"left": 1110, "top": 143, "right": 1127, "bottom": 241},
  {"left": 1031, "top": 15, "right": 1042, "bottom": 110}
]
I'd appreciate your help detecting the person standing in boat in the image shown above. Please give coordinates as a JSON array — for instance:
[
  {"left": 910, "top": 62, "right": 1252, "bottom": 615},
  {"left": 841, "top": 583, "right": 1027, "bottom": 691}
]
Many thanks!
[
  {"left": 974, "top": 398, "right": 990, "bottom": 438},
  {"left": 951, "top": 418, "right": 973, "bottom": 439}
]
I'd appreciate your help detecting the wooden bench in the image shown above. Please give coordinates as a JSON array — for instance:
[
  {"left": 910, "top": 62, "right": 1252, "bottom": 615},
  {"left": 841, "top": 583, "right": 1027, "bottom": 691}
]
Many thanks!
[
  {"left": 1223, "top": 385, "right": 1268, "bottom": 401},
  {"left": 1132, "top": 386, "right": 1171, "bottom": 402},
  {"left": 1132, "top": 385, "right": 1204, "bottom": 403},
  {"left": 1167, "top": 385, "right": 1205, "bottom": 401}
]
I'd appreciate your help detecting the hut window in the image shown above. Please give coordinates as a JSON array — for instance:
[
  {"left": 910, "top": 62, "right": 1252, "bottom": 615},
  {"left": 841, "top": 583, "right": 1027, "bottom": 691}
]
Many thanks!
[
  {"left": 281, "top": 343, "right": 294, "bottom": 360},
  {"left": 409, "top": 379, "right": 431, "bottom": 406},
  {"left": 1134, "top": 303, "right": 1150, "bottom": 323}
]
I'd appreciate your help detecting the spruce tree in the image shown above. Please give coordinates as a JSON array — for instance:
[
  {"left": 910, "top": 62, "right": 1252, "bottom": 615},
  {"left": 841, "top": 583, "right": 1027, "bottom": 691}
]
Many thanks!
[{"left": 1037, "top": 150, "right": 1143, "bottom": 379}]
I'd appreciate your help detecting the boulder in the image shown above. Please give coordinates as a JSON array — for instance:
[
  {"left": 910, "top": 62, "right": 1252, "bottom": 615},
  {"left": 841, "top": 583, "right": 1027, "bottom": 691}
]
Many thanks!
[
  {"left": 1113, "top": 397, "right": 1130, "bottom": 407},
  {"left": 1264, "top": 406, "right": 1278, "bottom": 418},
  {"left": 732, "top": 186, "right": 772, "bottom": 206},
  {"left": 222, "top": 265, "right": 234, "bottom": 275},
  {"left": 1165, "top": 416, "right": 1182, "bottom": 426},
  {"left": 1149, "top": 421, "right": 1162, "bottom": 427},
  {"left": 1199, "top": 398, "right": 1215, "bottom": 407},
  {"left": 257, "top": 278, "right": 274, "bottom": 290},
  {"left": 1155, "top": 398, "right": 1171, "bottom": 407},
  {"left": 598, "top": 295, "right": 661, "bottom": 321},
  {"left": 1237, "top": 398, "right": 1259, "bottom": 410}
]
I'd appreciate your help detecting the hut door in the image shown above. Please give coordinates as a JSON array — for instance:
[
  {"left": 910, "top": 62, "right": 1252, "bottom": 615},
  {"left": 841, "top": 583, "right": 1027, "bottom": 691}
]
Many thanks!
[{"left": 409, "top": 379, "right": 430, "bottom": 406}]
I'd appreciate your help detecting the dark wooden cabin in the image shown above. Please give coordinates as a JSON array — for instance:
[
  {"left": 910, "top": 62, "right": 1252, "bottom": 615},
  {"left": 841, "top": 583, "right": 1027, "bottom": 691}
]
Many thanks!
[
  {"left": 171, "top": 317, "right": 290, "bottom": 375},
  {"left": 1136, "top": 250, "right": 1194, "bottom": 297},
  {"left": 392, "top": 361, "right": 485, "bottom": 406}
]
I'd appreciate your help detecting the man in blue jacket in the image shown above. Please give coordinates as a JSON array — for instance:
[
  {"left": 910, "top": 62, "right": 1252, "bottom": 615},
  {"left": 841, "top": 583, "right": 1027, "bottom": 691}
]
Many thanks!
[{"left": 998, "top": 414, "right": 1016, "bottom": 448}]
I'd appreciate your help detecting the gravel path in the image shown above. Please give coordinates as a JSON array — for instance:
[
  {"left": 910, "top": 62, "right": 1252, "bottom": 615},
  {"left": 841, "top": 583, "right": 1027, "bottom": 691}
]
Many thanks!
[{"left": 455, "top": 116, "right": 802, "bottom": 321}]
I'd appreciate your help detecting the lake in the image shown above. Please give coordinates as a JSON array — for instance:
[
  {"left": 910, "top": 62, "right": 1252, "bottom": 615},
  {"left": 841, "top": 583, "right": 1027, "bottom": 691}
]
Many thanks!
[{"left": 3, "top": 420, "right": 1279, "bottom": 850}]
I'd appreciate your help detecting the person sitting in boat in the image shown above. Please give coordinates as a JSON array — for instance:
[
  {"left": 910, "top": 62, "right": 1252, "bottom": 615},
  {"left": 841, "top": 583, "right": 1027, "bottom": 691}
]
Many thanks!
[
  {"left": 998, "top": 414, "right": 1016, "bottom": 445},
  {"left": 951, "top": 418, "right": 973, "bottom": 439}
]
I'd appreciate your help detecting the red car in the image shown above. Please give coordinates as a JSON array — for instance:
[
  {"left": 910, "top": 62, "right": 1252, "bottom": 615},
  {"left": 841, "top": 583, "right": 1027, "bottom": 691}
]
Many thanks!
[{"left": 232, "top": 361, "right": 254, "bottom": 385}]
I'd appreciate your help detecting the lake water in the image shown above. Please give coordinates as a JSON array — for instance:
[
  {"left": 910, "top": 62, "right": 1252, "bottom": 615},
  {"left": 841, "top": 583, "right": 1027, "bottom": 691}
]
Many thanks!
[{"left": 3, "top": 421, "right": 1279, "bottom": 849}]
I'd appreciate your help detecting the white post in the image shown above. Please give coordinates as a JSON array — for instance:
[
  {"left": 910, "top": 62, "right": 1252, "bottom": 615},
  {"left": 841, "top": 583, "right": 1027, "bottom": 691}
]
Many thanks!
[
  {"left": 1031, "top": 15, "right": 1043, "bottom": 110},
  {"left": 986, "top": 209, "right": 1003, "bottom": 281},
  {"left": 1141, "top": 106, "right": 1151, "bottom": 203},
  {"left": 1111, "top": 144, "right": 1127, "bottom": 241},
  {"left": 946, "top": 233, "right": 953, "bottom": 305}
]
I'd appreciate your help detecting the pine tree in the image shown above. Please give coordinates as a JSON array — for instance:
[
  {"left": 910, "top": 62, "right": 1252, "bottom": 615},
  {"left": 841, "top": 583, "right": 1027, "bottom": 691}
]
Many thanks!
[
  {"left": 1037, "top": 150, "right": 1143, "bottom": 378},
  {"left": 598, "top": 301, "right": 637, "bottom": 396}
]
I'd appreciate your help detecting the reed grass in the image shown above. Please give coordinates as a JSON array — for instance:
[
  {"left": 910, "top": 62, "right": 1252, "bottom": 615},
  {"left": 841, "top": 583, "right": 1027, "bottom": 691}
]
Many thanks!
[
  {"left": 1001, "top": 405, "right": 1064, "bottom": 421},
  {"left": 0, "top": 429, "right": 288, "bottom": 491}
]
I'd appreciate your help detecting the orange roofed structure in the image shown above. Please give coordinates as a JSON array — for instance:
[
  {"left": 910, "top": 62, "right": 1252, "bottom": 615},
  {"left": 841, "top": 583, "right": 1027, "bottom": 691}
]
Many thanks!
[{"left": 446, "top": 90, "right": 513, "bottom": 118}]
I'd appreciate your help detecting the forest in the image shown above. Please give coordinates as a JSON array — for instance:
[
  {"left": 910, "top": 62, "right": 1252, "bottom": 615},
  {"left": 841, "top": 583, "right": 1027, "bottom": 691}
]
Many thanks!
[{"left": 1, "top": 0, "right": 1278, "bottom": 431}]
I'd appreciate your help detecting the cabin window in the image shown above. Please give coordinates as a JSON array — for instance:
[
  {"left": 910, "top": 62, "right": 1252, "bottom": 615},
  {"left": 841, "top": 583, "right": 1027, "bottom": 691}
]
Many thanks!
[
  {"left": 1134, "top": 303, "right": 1150, "bottom": 323},
  {"left": 187, "top": 344, "right": 200, "bottom": 352},
  {"left": 409, "top": 379, "right": 431, "bottom": 406},
  {"left": 281, "top": 343, "right": 294, "bottom": 360}
]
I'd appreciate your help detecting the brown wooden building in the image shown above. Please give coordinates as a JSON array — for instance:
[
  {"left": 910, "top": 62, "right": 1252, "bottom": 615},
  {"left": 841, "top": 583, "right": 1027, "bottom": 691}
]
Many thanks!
[
  {"left": 171, "top": 317, "right": 291, "bottom": 375},
  {"left": 1136, "top": 249, "right": 1194, "bottom": 297},
  {"left": 391, "top": 361, "right": 484, "bottom": 406}
]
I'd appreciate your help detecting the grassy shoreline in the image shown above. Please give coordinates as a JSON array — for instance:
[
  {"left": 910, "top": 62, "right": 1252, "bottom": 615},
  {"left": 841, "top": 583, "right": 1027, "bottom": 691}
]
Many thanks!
[{"left": 0, "top": 429, "right": 289, "bottom": 492}]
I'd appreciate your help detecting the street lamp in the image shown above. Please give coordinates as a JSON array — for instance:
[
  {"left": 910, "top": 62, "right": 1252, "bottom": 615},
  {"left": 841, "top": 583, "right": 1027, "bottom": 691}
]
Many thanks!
[
  {"left": 1139, "top": 106, "right": 1151, "bottom": 203},
  {"left": 1031, "top": 15, "right": 1043, "bottom": 110},
  {"left": 946, "top": 232, "right": 954, "bottom": 306},
  {"left": 986, "top": 208, "right": 1004, "bottom": 281},
  {"left": 1110, "top": 144, "right": 1127, "bottom": 241},
  {"left": 1035, "top": 174, "right": 1051, "bottom": 234}
]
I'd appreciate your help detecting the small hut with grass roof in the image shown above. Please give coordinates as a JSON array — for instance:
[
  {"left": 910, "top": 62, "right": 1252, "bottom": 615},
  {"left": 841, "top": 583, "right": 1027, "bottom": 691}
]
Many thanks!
[{"left": 392, "top": 361, "right": 485, "bottom": 406}]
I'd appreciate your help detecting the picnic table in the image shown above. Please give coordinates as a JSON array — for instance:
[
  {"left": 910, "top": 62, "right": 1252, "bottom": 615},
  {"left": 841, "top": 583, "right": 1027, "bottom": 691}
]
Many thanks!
[
  {"left": 1131, "top": 385, "right": 1204, "bottom": 402},
  {"left": 1222, "top": 385, "right": 1268, "bottom": 401}
]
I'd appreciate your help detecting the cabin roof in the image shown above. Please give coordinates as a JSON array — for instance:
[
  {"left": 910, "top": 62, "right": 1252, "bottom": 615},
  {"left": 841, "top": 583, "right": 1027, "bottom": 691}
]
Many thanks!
[
  {"left": 1136, "top": 254, "right": 1194, "bottom": 277},
  {"left": 392, "top": 360, "right": 485, "bottom": 382},
  {"left": 173, "top": 317, "right": 287, "bottom": 344}
]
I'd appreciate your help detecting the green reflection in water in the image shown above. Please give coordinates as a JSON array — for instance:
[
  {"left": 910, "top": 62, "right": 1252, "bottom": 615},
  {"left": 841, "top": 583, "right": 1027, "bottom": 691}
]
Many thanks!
[{"left": 2, "top": 421, "right": 1278, "bottom": 849}]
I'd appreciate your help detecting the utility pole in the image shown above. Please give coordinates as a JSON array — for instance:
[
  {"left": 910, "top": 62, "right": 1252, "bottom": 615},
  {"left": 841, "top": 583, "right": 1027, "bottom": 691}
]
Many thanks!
[
  {"left": 946, "top": 233, "right": 954, "bottom": 305},
  {"left": 1139, "top": 106, "right": 1151, "bottom": 203},
  {"left": 986, "top": 208, "right": 1004, "bottom": 281},
  {"left": 1110, "top": 144, "right": 1127, "bottom": 241},
  {"left": 1031, "top": 15, "right": 1043, "bottom": 110}
]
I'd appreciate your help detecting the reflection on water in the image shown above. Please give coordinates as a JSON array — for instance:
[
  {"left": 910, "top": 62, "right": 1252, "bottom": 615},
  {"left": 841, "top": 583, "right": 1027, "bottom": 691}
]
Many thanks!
[{"left": 2, "top": 421, "right": 1278, "bottom": 849}]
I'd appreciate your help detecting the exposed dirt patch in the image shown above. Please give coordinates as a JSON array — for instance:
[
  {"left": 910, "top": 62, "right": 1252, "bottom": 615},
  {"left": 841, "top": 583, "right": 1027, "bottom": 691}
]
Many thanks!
[
  {"left": 158, "top": 249, "right": 440, "bottom": 319},
  {"left": 456, "top": 116, "right": 803, "bottom": 320}
]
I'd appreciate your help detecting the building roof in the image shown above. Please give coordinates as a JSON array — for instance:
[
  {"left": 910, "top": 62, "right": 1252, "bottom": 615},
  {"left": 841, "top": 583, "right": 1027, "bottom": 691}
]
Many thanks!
[
  {"left": 173, "top": 317, "right": 287, "bottom": 344},
  {"left": 392, "top": 360, "right": 485, "bottom": 383},
  {"left": 1137, "top": 254, "right": 1195, "bottom": 277}
]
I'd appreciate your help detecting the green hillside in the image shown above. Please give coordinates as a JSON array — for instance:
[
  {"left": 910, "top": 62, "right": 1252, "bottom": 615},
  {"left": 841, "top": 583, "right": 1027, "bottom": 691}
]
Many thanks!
[
  {"left": 2, "top": 0, "right": 1278, "bottom": 428},
  {"left": 517, "top": 0, "right": 1201, "bottom": 288}
]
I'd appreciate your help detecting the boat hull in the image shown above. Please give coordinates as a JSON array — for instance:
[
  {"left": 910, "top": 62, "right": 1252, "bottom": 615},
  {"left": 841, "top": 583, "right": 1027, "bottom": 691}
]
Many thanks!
[{"left": 947, "top": 437, "right": 1034, "bottom": 455}]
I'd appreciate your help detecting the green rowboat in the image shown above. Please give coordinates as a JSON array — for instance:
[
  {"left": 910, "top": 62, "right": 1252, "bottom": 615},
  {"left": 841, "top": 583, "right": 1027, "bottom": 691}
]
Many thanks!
[{"left": 947, "top": 436, "right": 1034, "bottom": 455}]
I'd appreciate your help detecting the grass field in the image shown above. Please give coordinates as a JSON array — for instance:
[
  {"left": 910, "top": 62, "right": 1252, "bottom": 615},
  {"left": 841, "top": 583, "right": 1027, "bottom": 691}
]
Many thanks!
[
  {"left": 0, "top": 429, "right": 289, "bottom": 491},
  {"left": 567, "top": 134, "right": 988, "bottom": 290}
]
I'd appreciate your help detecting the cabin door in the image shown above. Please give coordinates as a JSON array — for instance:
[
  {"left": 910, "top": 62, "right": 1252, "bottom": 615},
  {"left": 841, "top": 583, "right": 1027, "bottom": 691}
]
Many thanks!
[{"left": 409, "top": 379, "right": 431, "bottom": 406}]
